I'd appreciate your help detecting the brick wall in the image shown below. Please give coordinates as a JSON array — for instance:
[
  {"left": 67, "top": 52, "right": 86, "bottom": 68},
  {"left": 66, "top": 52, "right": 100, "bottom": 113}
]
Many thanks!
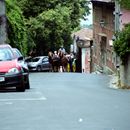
[{"left": 92, "top": 1, "right": 116, "bottom": 74}]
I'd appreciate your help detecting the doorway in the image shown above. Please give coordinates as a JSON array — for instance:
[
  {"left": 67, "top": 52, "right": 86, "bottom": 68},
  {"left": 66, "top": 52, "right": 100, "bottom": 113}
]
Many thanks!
[{"left": 100, "top": 36, "right": 107, "bottom": 69}]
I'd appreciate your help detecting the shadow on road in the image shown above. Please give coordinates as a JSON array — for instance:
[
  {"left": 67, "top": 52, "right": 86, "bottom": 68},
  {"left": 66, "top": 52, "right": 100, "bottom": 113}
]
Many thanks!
[{"left": 0, "top": 87, "right": 17, "bottom": 93}]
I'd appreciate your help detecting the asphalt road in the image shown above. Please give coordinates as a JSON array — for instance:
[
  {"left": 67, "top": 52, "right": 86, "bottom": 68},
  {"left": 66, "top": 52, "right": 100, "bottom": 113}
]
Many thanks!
[{"left": 0, "top": 72, "right": 130, "bottom": 130}]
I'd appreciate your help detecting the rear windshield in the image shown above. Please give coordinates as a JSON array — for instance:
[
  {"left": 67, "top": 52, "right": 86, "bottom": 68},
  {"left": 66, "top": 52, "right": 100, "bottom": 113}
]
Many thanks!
[
  {"left": 32, "top": 57, "right": 40, "bottom": 62},
  {"left": 0, "top": 47, "right": 14, "bottom": 61}
]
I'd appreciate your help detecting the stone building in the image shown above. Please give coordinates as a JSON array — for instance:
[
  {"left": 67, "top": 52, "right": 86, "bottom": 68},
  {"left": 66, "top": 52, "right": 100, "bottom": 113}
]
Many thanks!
[
  {"left": 72, "top": 28, "right": 93, "bottom": 73},
  {"left": 91, "top": 0, "right": 116, "bottom": 74},
  {"left": 91, "top": 0, "right": 130, "bottom": 75}
]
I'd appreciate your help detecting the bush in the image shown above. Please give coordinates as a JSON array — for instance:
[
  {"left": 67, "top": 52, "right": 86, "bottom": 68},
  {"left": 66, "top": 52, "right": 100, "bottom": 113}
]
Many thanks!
[{"left": 113, "top": 24, "right": 130, "bottom": 64}]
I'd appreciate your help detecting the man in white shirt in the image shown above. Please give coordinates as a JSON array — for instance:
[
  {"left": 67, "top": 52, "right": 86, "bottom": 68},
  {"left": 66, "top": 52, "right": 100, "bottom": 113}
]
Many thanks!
[{"left": 59, "top": 45, "right": 66, "bottom": 54}]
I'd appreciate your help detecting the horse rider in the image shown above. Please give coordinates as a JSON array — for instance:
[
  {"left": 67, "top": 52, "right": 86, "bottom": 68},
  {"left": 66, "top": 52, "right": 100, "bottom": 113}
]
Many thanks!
[
  {"left": 58, "top": 45, "right": 66, "bottom": 54},
  {"left": 54, "top": 51, "right": 58, "bottom": 57}
]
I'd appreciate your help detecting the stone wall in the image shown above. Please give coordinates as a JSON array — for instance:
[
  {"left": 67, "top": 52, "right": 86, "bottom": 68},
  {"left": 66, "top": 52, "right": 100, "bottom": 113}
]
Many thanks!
[{"left": 0, "top": 0, "right": 7, "bottom": 44}]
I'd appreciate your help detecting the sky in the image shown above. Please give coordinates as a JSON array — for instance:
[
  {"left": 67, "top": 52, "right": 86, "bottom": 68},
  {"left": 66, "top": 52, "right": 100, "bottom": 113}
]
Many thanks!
[{"left": 80, "top": 3, "right": 93, "bottom": 26}]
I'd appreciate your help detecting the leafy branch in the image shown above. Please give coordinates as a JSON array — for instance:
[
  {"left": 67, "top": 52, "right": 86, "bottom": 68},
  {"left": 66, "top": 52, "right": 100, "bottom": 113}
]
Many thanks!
[{"left": 113, "top": 24, "right": 130, "bottom": 64}]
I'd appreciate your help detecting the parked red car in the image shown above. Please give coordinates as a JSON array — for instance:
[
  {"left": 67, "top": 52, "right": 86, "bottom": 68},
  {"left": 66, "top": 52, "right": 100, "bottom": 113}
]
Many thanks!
[{"left": 0, "top": 44, "right": 26, "bottom": 91}]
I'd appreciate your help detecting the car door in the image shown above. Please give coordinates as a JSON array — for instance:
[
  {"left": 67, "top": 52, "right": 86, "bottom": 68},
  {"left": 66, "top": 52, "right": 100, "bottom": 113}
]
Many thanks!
[{"left": 41, "top": 57, "right": 50, "bottom": 70}]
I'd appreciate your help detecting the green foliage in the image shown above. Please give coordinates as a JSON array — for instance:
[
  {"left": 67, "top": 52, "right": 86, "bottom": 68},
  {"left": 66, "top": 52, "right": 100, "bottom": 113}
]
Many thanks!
[
  {"left": 6, "top": 0, "right": 29, "bottom": 55},
  {"left": 5, "top": 0, "right": 90, "bottom": 55},
  {"left": 17, "top": 0, "right": 90, "bottom": 20},
  {"left": 120, "top": 0, "right": 130, "bottom": 10},
  {"left": 113, "top": 24, "right": 130, "bottom": 64},
  {"left": 15, "top": 0, "right": 90, "bottom": 55},
  {"left": 28, "top": 6, "right": 73, "bottom": 54}
]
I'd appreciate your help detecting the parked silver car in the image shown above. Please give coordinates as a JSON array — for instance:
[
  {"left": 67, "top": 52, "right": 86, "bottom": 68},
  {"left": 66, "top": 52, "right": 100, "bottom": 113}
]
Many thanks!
[{"left": 27, "top": 56, "right": 52, "bottom": 72}]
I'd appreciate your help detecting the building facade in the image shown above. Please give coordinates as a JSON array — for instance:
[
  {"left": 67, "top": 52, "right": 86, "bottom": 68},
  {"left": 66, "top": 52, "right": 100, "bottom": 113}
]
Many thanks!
[
  {"left": 91, "top": 0, "right": 116, "bottom": 74},
  {"left": 72, "top": 28, "right": 93, "bottom": 73}
]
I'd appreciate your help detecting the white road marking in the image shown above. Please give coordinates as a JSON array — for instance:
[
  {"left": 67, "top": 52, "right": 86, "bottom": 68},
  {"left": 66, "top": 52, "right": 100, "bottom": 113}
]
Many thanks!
[
  {"left": 5, "top": 102, "right": 13, "bottom": 105},
  {"left": 0, "top": 97, "right": 47, "bottom": 101},
  {"left": 0, "top": 90, "right": 47, "bottom": 102}
]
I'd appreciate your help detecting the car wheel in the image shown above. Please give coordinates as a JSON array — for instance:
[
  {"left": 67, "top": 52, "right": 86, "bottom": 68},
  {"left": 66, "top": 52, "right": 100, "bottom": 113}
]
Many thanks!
[
  {"left": 16, "top": 83, "right": 25, "bottom": 92},
  {"left": 25, "top": 77, "right": 30, "bottom": 89},
  {"left": 37, "top": 66, "right": 42, "bottom": 72}
]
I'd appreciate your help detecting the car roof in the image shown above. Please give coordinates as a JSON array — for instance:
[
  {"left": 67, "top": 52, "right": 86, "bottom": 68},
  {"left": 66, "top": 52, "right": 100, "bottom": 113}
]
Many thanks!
[
  {"left": 33, "top": 56, "right": 48, "bottom": 59},
  {"left": 0, "top": 44, "right": 16, "bottom": 59},
  {"left": 12, "top": 48, "right": 22, "bottom": 54},
  {"left": 0, "top": 44, "right": 12, "bottom": 48}
]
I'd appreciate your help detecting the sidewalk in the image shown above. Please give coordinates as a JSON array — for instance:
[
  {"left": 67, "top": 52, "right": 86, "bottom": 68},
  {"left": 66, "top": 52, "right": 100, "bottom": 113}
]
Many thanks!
[{"left": 109, "top": 74, "right": 119, "bottom": 89}]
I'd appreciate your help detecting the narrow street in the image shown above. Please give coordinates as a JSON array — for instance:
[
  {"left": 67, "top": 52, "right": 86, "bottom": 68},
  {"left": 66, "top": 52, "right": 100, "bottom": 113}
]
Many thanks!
[{"left": 0, "top": 72, "right": 130, "bottom": 130}]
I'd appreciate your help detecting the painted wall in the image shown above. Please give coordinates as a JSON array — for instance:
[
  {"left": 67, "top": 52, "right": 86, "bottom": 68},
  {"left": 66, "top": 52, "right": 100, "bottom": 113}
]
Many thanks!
[
  {"left": 82, "top": 48, "right": 91, "bottom": 73},
  {"left": 120, "top": 9, "right": 130, "bottom": 30}
]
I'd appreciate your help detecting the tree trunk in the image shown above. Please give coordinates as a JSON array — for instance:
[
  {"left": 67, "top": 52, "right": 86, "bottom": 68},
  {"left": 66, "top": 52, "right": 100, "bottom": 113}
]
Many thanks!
[
  {"left": 120, "top": 54, "right": 130, "bottom": 89},
  {"left": 0, "top": 0, "right": 7, "bottom": 44}
]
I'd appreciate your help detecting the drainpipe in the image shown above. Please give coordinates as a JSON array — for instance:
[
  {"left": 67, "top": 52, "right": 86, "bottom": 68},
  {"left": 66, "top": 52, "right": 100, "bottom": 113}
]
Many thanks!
[
  {"left": 90, "top": 40, "right": 93, "bottom": 73},
  {"left": 0, "top": 0, "right": 7, "bottom": 44}
]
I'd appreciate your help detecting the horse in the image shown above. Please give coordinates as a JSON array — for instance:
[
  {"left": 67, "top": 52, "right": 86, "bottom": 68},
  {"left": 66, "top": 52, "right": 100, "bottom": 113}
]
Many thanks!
[
  {"left": 58, "top": 51, "right": 69, "bottom": 72},
  {"left": 48, "top": 51, "right": 60, "bottom": 72}
]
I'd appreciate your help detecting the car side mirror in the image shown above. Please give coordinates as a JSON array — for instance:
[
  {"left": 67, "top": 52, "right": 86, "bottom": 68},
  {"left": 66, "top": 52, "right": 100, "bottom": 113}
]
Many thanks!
[{"left": 18, "top": 56, "right": 24, "bottom": 61}]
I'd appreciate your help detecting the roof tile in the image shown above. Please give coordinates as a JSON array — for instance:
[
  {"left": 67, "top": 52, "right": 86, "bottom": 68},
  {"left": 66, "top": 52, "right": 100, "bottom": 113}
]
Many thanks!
[{"left": 72, "top": 28, "right": 93, "bottom": 41}]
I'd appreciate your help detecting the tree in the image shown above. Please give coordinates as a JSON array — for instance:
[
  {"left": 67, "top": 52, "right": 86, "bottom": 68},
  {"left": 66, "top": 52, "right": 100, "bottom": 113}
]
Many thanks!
[
  {"left": 120, "top": 0, "right": 130, "bottom": 9},
  {"left": 27, "top": 6, "right": 73, "bottom": 54},
  {"left": 113, "top": 1, "right": 130, "bottom": 88},
  {"left": 5, "top": 0, "right": 33, "bottom": 55},
  {"left": 114, "top": 24, "right": 130, "bottom": 89},
  {"left": 15, "top": 0, "right": 90, "bottom": 55},
  {"left": 114, "top": 24, "right": 130, "bottom": 64}
]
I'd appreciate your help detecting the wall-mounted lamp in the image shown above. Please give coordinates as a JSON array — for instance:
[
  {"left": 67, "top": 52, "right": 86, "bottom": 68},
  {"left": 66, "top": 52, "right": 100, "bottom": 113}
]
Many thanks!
[
  {"left": 112, "top": 35, "right": 116, "bottom": 41},
  {"left": 113, "top": 11, "right": 123, "bottom": 17},
  {"left": 100, "top": 19, "right": 114, "bottom": 28},
  {"left": 100, "top": 19, "right": 105, "bottom": 27}
]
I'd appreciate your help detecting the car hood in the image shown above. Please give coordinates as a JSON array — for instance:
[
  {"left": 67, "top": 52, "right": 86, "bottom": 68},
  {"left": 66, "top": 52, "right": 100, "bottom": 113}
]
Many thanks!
[
  {"left": 28, "top": 62, "right": 39, "bottom": 66},
  {"left": 0, "top": 59, "right": 19, "bottom": 72}
]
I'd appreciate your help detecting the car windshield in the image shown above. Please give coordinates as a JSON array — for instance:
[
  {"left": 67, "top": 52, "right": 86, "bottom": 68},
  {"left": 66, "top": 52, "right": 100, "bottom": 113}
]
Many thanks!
[
  {"left": 32, "top": 57, "right": 40, "bottom": 62},
  {"left": 0, "top": 47, "right": 14, "bottom": 61},
  {"left": 13, "top": 48, "right": 23, "bottom": 58}
]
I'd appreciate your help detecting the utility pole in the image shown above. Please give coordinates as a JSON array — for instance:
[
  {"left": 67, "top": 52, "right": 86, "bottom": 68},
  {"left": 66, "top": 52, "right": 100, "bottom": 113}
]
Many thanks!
[
  {"left": 114, "top": 0, "right": 121, "bottom": 33},
  {"left": 114, "top": 0, "right": 121, "bottom": 66},
  {"left": 114, "top": 0, "right": 121, "bottom": 86},
  {"left": 0, "top": 0, "right": 7, "bottom": 44}
]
